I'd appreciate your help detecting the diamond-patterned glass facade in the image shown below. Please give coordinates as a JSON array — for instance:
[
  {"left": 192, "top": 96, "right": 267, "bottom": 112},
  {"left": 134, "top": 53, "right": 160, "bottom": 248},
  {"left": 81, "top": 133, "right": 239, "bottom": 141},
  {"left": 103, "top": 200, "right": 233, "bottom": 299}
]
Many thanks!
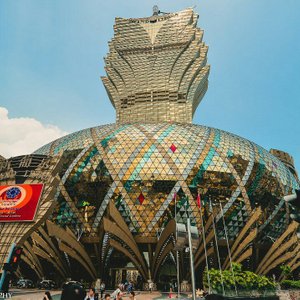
[{"left": 35, "top": 123, "right": 299, "bottom": 240}]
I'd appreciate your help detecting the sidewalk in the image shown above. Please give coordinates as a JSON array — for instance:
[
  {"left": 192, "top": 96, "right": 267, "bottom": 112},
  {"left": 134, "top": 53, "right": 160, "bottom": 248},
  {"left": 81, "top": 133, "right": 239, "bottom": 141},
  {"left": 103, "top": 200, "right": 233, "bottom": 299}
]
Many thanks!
[
  {"left": 10, "top": 291, "right": 162, "bottom": 300},
  {"left": 11, "top": 290, "right": 61, "bottom": 300},
  {"left": 136, "top": 292, "right": 161, "bottom": 299}
]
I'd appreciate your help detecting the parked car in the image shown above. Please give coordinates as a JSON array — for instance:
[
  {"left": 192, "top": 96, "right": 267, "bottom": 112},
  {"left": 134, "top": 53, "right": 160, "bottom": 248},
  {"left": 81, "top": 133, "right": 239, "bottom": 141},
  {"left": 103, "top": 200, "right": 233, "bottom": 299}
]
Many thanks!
[
  {"left": 37, "top": 279, "right": 57, "bottom": 289},
  {"left": 62, "top": 280, "right": 83, "bottom": 290},
  {"left": 17, "top": 279, "right": 35, "bottom": 288}
]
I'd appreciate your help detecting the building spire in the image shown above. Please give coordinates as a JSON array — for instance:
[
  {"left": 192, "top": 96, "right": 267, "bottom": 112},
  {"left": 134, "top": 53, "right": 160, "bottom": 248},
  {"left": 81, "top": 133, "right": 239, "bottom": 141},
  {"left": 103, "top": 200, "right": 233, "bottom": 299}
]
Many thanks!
[{"left": 152, "top": 5, "right": 160, "bottom": 16}]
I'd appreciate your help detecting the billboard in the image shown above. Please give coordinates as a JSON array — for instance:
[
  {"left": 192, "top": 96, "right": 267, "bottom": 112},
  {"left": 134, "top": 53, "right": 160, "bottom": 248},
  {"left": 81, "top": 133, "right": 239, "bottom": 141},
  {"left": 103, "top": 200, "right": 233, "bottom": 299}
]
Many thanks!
[{"left": 0, "top": 184, "right": 44, "bottom": 222}]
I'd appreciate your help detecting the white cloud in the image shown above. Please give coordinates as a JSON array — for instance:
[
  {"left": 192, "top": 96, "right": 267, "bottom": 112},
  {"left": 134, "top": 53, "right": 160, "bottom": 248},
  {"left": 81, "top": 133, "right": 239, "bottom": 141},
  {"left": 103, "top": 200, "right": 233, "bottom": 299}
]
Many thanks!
[{"left": 0, "top": 107, "right": 67, "bottom": 158}]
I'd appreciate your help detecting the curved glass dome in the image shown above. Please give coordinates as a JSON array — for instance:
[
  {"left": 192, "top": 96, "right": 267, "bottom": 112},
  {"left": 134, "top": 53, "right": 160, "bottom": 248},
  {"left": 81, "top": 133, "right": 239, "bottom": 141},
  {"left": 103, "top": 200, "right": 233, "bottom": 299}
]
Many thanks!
[{"left": 34, "top": 123, "right": 299, "bottom": 240}]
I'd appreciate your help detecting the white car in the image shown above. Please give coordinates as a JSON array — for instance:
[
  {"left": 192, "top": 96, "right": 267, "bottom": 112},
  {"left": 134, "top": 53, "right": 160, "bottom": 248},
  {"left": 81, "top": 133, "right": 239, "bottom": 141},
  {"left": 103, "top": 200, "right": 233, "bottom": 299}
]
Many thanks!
[{"left": 17, "top": 279, "right": 34, "bottom": 288}]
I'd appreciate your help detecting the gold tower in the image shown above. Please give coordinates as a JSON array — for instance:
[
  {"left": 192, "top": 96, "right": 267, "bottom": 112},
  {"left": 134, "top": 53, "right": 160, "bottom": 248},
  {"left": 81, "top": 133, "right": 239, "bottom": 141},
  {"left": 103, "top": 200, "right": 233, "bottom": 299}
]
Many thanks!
[{"left": 101, "top": 8, "right": 210, "bottom": 124}]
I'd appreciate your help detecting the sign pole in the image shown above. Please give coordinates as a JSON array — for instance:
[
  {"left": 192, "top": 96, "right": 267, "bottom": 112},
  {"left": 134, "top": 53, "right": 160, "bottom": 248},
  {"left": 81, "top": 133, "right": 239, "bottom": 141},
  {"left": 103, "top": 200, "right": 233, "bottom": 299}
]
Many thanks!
[{"left": 0, "top": 243, "right": 16, "bottom": 292}]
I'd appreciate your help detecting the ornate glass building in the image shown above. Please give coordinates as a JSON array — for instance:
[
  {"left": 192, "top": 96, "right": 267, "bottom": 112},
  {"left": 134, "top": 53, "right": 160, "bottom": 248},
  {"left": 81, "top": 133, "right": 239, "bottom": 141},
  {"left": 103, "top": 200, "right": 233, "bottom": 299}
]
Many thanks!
[{"left": 0, "top": 8, "right": 299, "bottom": 288}]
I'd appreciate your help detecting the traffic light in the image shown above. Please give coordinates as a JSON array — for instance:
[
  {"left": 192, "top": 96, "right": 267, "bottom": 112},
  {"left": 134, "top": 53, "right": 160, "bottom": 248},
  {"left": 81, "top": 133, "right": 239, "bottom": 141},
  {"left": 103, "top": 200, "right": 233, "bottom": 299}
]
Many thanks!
[
  {"left": 0, "top": 244, "right": 22, "bottom": 293},
  {"left": 284, "top": 190, "right": 300, "bottom": 223},
  {"left": 9, "top": 247, "right": 22, "bottom": 271}
]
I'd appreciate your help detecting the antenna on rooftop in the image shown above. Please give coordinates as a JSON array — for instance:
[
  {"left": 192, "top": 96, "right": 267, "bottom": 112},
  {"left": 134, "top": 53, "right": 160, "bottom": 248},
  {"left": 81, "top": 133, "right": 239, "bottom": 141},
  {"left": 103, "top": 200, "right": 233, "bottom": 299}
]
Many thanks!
[{"left": 152, "top": 5, "right": 160, "bottom": 16}]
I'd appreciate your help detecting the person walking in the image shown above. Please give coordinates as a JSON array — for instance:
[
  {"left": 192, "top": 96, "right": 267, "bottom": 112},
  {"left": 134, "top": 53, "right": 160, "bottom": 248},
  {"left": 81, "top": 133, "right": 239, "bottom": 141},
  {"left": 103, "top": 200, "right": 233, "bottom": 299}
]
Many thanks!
[
  {"left": 43, "top": 291, "right": 53, "bottom": 300},
  {"left": 61, "top": 283, "right": 86, "bottom": 300},
  {"left": 100, "top": 282, "right": 106, "bottom": 299},
  {"left": 127, "top": 281, "right": 133, "bottom": 293},
  {"left": 111, "top": 284, "right": 122, "bottom": 300},
  {"left": 84, "top": 288, "right": 99, "bottom": 300},
  {"left": 116, "top": 291, "right": 123, "bottom": 300},
  {"left": 104, "top": 294, "right": 111, "bottom": 300},
  {"left": 149, "top": 281, "right": 153, "bottom": 293},
  {"left": 129, "top": 291, "right": 136, "bottom": 300},
  {"left": 168, "top": 286, "right": 173, "bottom": 298},
  {"left": 196, "top": 288, "right": 204, "bottom": 298}
]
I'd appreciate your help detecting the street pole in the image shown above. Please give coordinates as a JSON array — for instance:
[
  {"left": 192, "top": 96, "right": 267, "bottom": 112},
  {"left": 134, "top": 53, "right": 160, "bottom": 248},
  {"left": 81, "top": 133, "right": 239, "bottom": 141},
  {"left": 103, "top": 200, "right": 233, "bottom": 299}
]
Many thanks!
[
  {"left": 187, "top": 217, "right": 196, "bottom": 300},
  {"left": 175, "top": 194, "right": 181, "bottom": 298},
  {"left": 176, "top": 251, "right": 180, "bottom": 298},
  {"left": 0, "top": 243, "right": 16, "bottom": 292}
]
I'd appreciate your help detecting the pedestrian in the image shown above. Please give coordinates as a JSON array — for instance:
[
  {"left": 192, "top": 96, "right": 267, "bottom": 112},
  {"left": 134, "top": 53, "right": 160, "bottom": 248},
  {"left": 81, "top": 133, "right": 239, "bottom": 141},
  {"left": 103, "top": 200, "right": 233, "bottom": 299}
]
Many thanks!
[
  {"left": 168, "top": 287, "right": 172, "bottom": 298},
  {"left": 104, "top": 294, "right": 111, "bottom": 300},
  {"left": 124, "top": 280, "right": 128, "bottom": 291},
  {"left": 127, "top": 281, "right": 133, "bottom": 293},
  {"left": 100, "top": 282, "right": 106, "bottom": 299},
  {"left": 129, "top": 291, "right": 136, "bottom": 300},
  {"left": 43, "top": 291, "right": 53, "bottom": 300},
  {"left": 111, "top": 284, "right": 122, "bottom": 299},
  {"left": 196, "top": 288, "right": 204, "bottom": 298},
  {"left": 61, "top": 283, "right": 85, "bottom": 300},
  {"left": 149, "top": 281, "right": 153, "bottom": 293},
  {"left": 116, "top": 291, "right": 123, "bottom": 300},
  {"left": 85, "top": 287, "right": 99, "bottom": 300}
]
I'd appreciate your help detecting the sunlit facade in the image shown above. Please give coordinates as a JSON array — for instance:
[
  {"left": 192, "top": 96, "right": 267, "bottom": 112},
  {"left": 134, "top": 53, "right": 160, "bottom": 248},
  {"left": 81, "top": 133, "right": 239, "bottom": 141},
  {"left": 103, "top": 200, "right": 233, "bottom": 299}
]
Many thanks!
[{"left": 101, "top": 8, "right": 209, "bottom": 124}]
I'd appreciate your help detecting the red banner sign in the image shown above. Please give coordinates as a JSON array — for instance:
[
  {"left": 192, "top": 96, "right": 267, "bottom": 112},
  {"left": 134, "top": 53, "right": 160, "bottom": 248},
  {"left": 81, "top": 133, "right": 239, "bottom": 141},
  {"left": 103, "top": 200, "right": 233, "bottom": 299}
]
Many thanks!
[{"left": 0, "top": 184, "right": 44, "bottom": 222}]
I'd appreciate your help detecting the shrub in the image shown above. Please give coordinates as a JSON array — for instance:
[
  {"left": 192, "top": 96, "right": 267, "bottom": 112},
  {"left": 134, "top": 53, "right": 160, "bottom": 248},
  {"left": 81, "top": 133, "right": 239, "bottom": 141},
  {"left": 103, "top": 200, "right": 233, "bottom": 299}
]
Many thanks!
[
  {"left": 280, "top": 265, "right": 292, "bottom": 280},
  {"left": 203, "top": 262, "right": 276, "bottom": 293},
  {"left": 281, "top": 280, "right": 300, "bottom": 289}
]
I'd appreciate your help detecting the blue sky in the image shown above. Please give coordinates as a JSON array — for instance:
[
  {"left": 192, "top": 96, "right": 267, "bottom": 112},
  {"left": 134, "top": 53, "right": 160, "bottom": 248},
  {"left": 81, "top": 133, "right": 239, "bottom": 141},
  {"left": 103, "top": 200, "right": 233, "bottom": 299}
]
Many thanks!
[{"left": 0, "top": 0, "right": 299, "bottom": 171}]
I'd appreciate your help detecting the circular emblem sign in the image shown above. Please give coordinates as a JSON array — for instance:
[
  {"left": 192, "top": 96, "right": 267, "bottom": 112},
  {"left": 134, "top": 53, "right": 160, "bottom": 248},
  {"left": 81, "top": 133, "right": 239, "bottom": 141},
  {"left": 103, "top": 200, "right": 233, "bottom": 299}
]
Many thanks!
[
  {"left": 0, "top": 185, "right": 32, "bottom": 210},
  {"left": 0, "top": 184, "right": 43, "bottom": 222}
]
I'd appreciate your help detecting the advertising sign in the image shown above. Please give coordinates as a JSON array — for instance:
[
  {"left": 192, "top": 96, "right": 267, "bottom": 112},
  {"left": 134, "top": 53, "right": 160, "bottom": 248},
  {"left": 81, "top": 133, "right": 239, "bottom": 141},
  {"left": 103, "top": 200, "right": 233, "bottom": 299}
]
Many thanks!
[{"left": 0, "top": 184, "right": 44, "bottom": 222}]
